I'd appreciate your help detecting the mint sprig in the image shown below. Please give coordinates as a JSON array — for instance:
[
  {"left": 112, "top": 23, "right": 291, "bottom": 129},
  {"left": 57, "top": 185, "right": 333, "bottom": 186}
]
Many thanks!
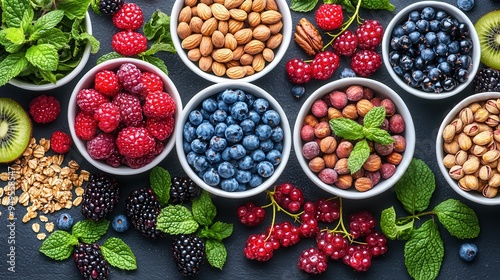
[
  {"left": 156, "top": 204, "right": 199, "bottom": 235},
  {"left": 39, "top": 231, "right": 79, "bottom": 260},
  {"left": 72, "top": 219, "right": 109, "bottom": 244},
  {"left": 101, "top": 238, "right": 137, "bottom": 270},
  {"left": 150, "top": 166, "right": 171, "bottom": 207}
]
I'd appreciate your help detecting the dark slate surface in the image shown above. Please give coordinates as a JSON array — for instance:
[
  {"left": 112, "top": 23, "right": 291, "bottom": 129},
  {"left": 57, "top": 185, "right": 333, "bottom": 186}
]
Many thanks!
[{"left": 1, "top": 0, "right": 500, "bottom": 279}]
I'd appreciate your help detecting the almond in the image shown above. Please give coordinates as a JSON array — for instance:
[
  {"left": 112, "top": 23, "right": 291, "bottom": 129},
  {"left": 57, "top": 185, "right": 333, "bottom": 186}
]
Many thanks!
[
  {"left": 239, "top": 53, "right": 253, "bottom": 65},
  {"left": 200, "top": 36, "right": 214, "bottom": 56},
  {"left": 224, "top": 33, "right": 238, "bottom": 50},
  {"left": 243, "top": 65, "right": 255, "bottom": 76},
  {"left": 268, "top": 21, "right": 283, "bottom": 34},
  {"left": 199, "top": 56, "right": 213, "bottom": 72},
  {"left": 252, "top": 24, "right": 271, "bottom": 41},
  {"left": 229, "top": 8, "right": 247, "bottom": 21},
  {"left": 244, "top": 39, "right": 265, "bottom": 55},
  {"left": 212, "top": 30, "right": 225, "bottom": 48},
  {"left": 260, "top": 10, "right": 282, "bottom": 24},
  {"left": 212, "top": 48, "right": 234, "bottom": 63},
  {"left": 196, "top": 3, "right": 212, "bottom": 20},
  {"left": 177, "top": 22, "right": 192, "bottom": 40},
  {"left": 232, "top": 46, "right": 245, "bottom": 60},
  {"left": 200, "top": 0, "right": 214, "bottom": 4},
  {"left": 224, "top": 0, "right": 244, "bottom": 9},
  {"left": 189, "top": 17, "right": 203, "bottom": 33},
  {"left": 211, "top": 61, "right": 226, "bottom": 76},
  {"left": 225, "top": 60, "right": 241, "bottom": 68},
  {"left": 252, "top": 0, "right": 266, "bottom": 12},
  {"left": 265, "top": 0, "right": 278, "bottom": 11},
  {"left": 226, "top": 66, "right": 246, "bottom": 79},
  {"left": 182, "top": 34, "right": 203, "bottom": 49},
  {"left": 191, "top": 6, "right": 198, "bottom": 17},
  {"left": 252, "top": 53, "right": 265, "bottom": 72},
  {"left": 211, "top": 3, "right": 230, "bottom": 21},
  {"left": 240, "top": 0, "right": 253, "bottom": 13},
  {"left": 187, "top": 48, "right": 202, "bottom": 61},
  {"left": 262, "top": 48, "right": 274, "bottom": 62},
  {"left": 201, "top": 17, "right": 218, "bottom": 36},
  {"left": 234, "top": 28, "right": 253, "bottom": 45},
  {"left": 228, "top": 19, "right": 245, "bottom": 34},
  {"left": 218, "top": 20, "right": 229, "bottom": 35},
  {"left": 185, "top": 0, "right": 198, "bottom": 7},
  {"left": 178, "top": 6, "right": 192, "bottom": 23},
  {"left": 214, "top": 0, "right": 224, "bottom": 3},
  {"left": 247, "top": 12, "right": 261, "bottom": 27},
  {"left": 266, "top": 33, "right": 282, "bottom": 49}
]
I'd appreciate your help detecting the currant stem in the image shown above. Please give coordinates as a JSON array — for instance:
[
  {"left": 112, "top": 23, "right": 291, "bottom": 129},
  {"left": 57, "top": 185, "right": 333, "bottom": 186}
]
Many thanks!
[{"left": 322, "top": 0, "right": 364, "bottom": 51}]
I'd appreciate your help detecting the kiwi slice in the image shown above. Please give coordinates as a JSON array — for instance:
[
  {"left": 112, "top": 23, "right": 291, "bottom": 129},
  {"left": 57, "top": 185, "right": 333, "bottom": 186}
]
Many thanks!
[
  {"left": 0, "top": 98, "right": 32, "bottom": 163},
  {"left": 475, "top": 10, "right": 500, "bottom": 70}
]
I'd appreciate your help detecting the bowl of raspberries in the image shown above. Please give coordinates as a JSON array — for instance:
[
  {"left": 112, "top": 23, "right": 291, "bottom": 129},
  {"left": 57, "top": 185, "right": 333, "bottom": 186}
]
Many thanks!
[
  {"left": 382, "top": 1, "right": 480, "bottom": 99},
  {"left": 176, "top": 82, "right": 291, "bottom": 198},
  {"left": 68, "top": 58, "right": 182, "bottom": 175}
]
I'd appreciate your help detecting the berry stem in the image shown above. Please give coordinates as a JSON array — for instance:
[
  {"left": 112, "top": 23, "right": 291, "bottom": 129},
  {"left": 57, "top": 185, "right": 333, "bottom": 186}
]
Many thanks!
[
  {"left": 322, "top": 0, "right": 363, "bottom": 51},
  {"left": 396, "top": 211, "right": 436, "bottom": 222}
]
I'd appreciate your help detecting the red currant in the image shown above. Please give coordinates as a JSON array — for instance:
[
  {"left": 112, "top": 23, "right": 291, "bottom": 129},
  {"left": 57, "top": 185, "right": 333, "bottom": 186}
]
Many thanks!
[
  {"left": 316, "top": 231, "right": 348, "bottom": 260},
  {"left": 343, "top": 244, "right": 372, "bottom": 271},
  {"left": 298, "top": 247, "right": 328, "bottom": 274},
  {"left": 237, "top": 202, "right": 266, "bottom": 227},
  {"left": 349, "top": 210, "right": 377, "bottom": 239},
  {"left": 268, "top": 221, "right": 302, "bottom": 247},
  {"left": 300, "top": 213, "right": 320, "bottom": 238},
  {"left": 315, "top": 198, "right": 340, "bottom": 223},
  {"left": 365, "top": 231, "right": 388, "bottom": 256},
  {"left": 244, "top": 233, "right": 280, "bottom": 262},
  {"left": 273, "top": 183, "right": 304, "bottom": 213}
]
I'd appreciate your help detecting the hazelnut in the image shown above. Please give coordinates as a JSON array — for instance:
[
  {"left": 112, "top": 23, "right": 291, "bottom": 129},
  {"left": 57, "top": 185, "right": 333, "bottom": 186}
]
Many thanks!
[
  {"left": 328, "top": 107, "right": 343, "bottom": 119},
  {"left": 309, "top": 157, "right": 325, "bottom": 173},
  {"left": 311, "top": 99, "right": 329, "bottom": 118},
  {"left": 320, "top": 136, "right": 337, "bottom": 154},
  {"left": 318, "top": 168, "right": 338, "bottom": 184},
  {"left": 354, "top": 177, "right": 373, "bottom": 192},
  {"left": 329, "top": 91, "right": 348, "bottom": 109},
  {"left": 346, "top": 85, "right": 363, "bottom": 102},
  {"left": 392, "top": 135, "right": 406, "bottom": 152},
  {"left": 335, "top": 174, "right": 353, "bottom": 189},
  {"left": 334, "top": 158, "right": 350, "bottom": 175},
  {"left": 304, "top": 114, "right": 319, "bottom": 128},
  {"left": 363, "top": 154, "right": 382, "bottom": 172},
  {"left": 314, "top": 121, "right": 331, "bottom": 139},
  {"left": 374, "top": 142, "right": 394, "bottom": 156},
  {"left": 380, "top": 163, "right": 396, "bottom": 179},
  {"left": 356, "top": 99, "right": 374, "bottom": 117},
  {"left": 323, "top": 153, "right": 338, "bottom": 168},
  {"left": 336, "top": 141, "right": 353, "bottom": 158},
  {"left": 387, "top": 152, "right": 403, "bottom": 165},
  {"left": 365, "top": 171, "right": 381, "bottom": 185},
  {"left": 302, "top": 141, "right": 320, "bottom": 160},
  {"left": 342, "top": 104, "right": 359, "bottom": 120},
  {"left": 300, "top": 125, "right": 315, "bottom": 141},
  {"left": 389, "top": 114, "right": 405, "bottom": 134},
  {"left": 363, "top": 87, "right": 374, "bottom": 99},
  {"left": 380, "top": 99, "right": 396, "bottom": 116}
]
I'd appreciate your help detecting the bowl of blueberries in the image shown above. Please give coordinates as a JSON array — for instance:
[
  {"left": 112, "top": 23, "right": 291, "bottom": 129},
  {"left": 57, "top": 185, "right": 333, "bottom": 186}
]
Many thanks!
[
  {"left": 176, "top": 82, "right": 291, "bottom": 199},
  {"left": 382, "top": 1, "right": 480, "bottom": 99}
]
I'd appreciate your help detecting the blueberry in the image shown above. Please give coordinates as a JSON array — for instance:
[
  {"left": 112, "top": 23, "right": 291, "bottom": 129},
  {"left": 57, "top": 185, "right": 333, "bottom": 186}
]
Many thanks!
[
  {"left": 421, "top": 77, "right": 434, "bottom": 92},
  {"left": 443, "top": 77, "right": 458, "bottom": 91},
  {"left": 211, "top": 109, "right": 227, "bottom": 123},
  {"left": 237, "top": 183, "right": 247, "bottom": 191},
  {"left": 429, "top": 19, "right": 441, "bottom": 32},
  {"left": 240, "top": 119, "right": 256, "bottom": 134},
  {"left": 242, "top": 134, "right": 260, "bottom": 150},
  {"left": 183, "top": 141, "right": 192, "bottom": 153},
  {"left": 238, "top": 155, "right": 254, "bottom": 170},
  {"left": 447, "top": 53, "right": 459, "bottom": 67},
  {"left": 459, "top": 38, "right": 473, "bottom": 54},
  {"left": 434, "top": 43, "right": 448, "bottom": 56},
  {"left": 339, "top": 68, "right": 356, "bottom": 79},
  {"left": 221, "top": 178, "right": 239, "bottom": 191},
  {"left": 183, "top": 122, "right": 197, "bottom": 142},
  {"left": 214, "top": 122, "right": 227, "bottom": 137},
  {"left": 235, "top": 89, "right": 247, "bottom": 102},
  {"left": 412, "top": 70, "right": 425, "bottom": 82},
  {"left": 408, "top": 10, "right": 420, "bottom": 22},
  {"left": 458, "top": 23, "right": 470, "bottom": 38},
  {"left": 266, "top": 149, "right": 282, "bottom": 165},
  {"left": 196, "top": 122, "right": 215, "bottom": 140},
  {"left": 210, "top": 136, "right": 227, "bottom": 152},
  {"left": 392, "top": 25, "right": 405, "bottom": 37},
  {"left": 399, "top": 55, "right": 413, "bottom": 71},
  {"left": 255, "top": 124, "right": 272, "bottom": 140},
  {"left": 189, "top": 110, "right": 203, "bottom": 126},
  {"left": 435, "top": 10, "right": 448, "bottom": 21},
  {"left": 203, "top": 168, "right": 220, "bottom": 186},
  {"left": 392, "top": 65, "right": 405, "bottom": 76},
  {"left": 253, "top": 98, "right": 269, "bottom": 114},
  {"left": 205, "top": 148, "right": 221, "bottom": 163},
  {"left": 413, "top": 57, "right": 426, "bottom": 70},
  {"left": 420, "top": 48, "right": 436, "bottom": 61},
  {"left": 199, "top": 109, "right": 210, "bottom": 120},
  {"left": 225, "top": 115, "right": 236, "bottom": 125},
  {"left": 225, "top": 124, "right": 244, "bottom": 143},
  {"left": 249, "top": 174, "right": 263, "bottom": 188},
  {"left": 217, "top": 99, "right": 229, "bottom": 111},
  {"left": 459, "top": 55, "right": 472, "bottom": 69},
  {"left": 438, "top": 61, "right": 452, "bottom": 75},
  {"left": 257, "top": 161, "right": 274, "bottom": 177},
  {"left": 457, "top": 0, "right": 474, "bottom": 12},
  {"left": 390, "top": 37, "right": 401, "bottom": 50},
  {"left": 398, "top": 35, "right": 412, "bottom": 49},
  {"left": 218, "top": 161, "right": 236, "bottom": 178},
  {"left": 244, "top": 93, "right": 255, "bottom": 106},
  {"left": 440, "top": 17, "right": 455, "bottom": 32},
  {"left": 408, "top": 31, "right": 423, "bottom": 45},
  {"left": 271, "top": 127, "right": 284, "bottom": 142},
  {"left": 291, "top": 85, "right": 306, "bottom": 98},
  {"left": 448, "top": 41, "right": 460, "bottom": 54},
  {"left": 248, "top": 110, "right": 261, "bottom": 123},
  {"left": 455, "top": 68, "right": 469, "bottom": 83},
  {"left": 202, "top": 98, "right": 217, "bottom": 112},
  {"left": 112, "top": 214, "right": 129, "bottom": 232},
  {"left": 220, "top": 89, "right": 239, "bottom": 104},
  {"left": 274, "top": 142, "right": 283, "bottom": 152},
  {"left": 260, "top": 139, "right": 274, "bottom": 152},
  {"left": 230, "top": 101, "right": 249, "bottom": 121},
  {"left": 193, "top": 156, "right": 209, "bottom": 172},
  {"left": 415, "top": 19, "right": 429, "bottom": 32},
  {"left": 186, "top": 151, "right": 198, "bottom": 165},
  {"left": 436, "top": 31, "right": 451, "bottom": 44},
  {"left": 236, "top": 170, "right": 252, "bottom": 183},
  {"left": 421, "top": 7, "right": 435, "bottom": 20},
  {"left": 402, "top": 21, "right": 416, "bottom": 34},
  {"left": 424, "top": 31, "right": 437, "bottom": 47},
  {"left": 428, "top": 67, "right": 441, "bottom": 81},
  {"left": 56, "top": 213, "right": 74, "bottom": 231},
  {"left": 459, "top": 243, "right": 477, "bottom": 261},
  {"left": 262, "top": 110, "right": 280, "bottom": 127},
  {"left": 229, "top": 144, "right": 247, "bottom": 160},
  {"left": 221, "top": 147, "right": 231, "bottom": 161},
  {"left": 191, "top": 139, "right": 207, "bottom": 154},
  {"left": 251, "top": 149, "right": 266, "bottom": 162},
  {"left": 433, "top": 81, "right": 443, "bottom": 93}
]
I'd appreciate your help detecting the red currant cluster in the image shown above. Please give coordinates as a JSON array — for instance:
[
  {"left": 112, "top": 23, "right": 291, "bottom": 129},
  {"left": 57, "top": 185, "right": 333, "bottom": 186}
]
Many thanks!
[{"left": 238, "top": 183, "right": 387, "bottom": 274}]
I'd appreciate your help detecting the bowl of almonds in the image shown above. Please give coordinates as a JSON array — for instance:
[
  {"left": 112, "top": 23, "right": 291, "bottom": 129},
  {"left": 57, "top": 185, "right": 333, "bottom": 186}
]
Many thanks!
[
  {"left": 170, "top": 0, "right": 292, "bottom": 83},
  {"left": 436, "top": 92, "right": 500, "bottom": 205}
]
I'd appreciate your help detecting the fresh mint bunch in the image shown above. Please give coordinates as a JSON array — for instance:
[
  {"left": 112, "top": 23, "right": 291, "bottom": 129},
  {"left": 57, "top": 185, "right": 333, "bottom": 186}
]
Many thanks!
[
  {"left": 0, "top": 0, "right": 100, "bottom": 86},
  {"left": 329, "top": 106, "right": 395, "bottom": 173},
  {"left": 380, "top": 158, "right": 480, "bottom": 280},
  {"left": 291, "top": 0, "right": 395, "bottom": 13}
]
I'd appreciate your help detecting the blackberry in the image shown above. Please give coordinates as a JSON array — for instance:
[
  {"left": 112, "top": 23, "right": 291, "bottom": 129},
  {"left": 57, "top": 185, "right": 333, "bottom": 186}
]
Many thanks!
[
  {"left": 98, "top": 0, "right": 124, "bottom": 16},
  {"left": 171, "top": 235, "right": 206, "bottom": 276},
  {"left": 474, "top": 68, "right": 500, "bottom": 93},
  {"left": 73, "top": 243, "right": 109, "bottom": 280},
  {"left": 125, "top": 188, "right": 163, "bottom": 239},
  {"left": 170, "top": 176, "right": 201, "bottom": 204},
  {"left": 81, "top": 174, "right": 120, "bottom": 221}
]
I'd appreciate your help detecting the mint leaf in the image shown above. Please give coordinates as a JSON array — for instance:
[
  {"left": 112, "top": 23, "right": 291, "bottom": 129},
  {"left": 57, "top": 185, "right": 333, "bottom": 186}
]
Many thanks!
[
  {"left": 192, "top": 191, "right": 217, "bottom": 226},
  {"left": 32, "top": 10, "right": 65, "bottom": 35},
  {"left": 380, "top": 207, "right": 414, "bottom": 240},
  {"left": 364, "top": 127, "right": 395, "bottom": 145},
  {"left": 57, "top": 0, "right": 92, "bottom": 19},
  {"left": 38, "top": 69, "right": 57, "bottom": 84},
  {"left": 143, "top": 10, "right": 172, "bottom": 42},
  {"left": 101, "top": 238, "right": 137, "bottom": 270},
  {"left": 348, "top": 139, "right": 370, "bottom": 174},
  {"left": 205, "top": 239, "right": 227, "bottom": 270},
  {"left": 404, "top": 220, "right": 443, "bottom": 280},
  {"left": 2, "top": 0, "right": 31, "bottom": 28},
  {"left": 327, "top": 0, "right": 356, "bottom": 12},
  {"left": 141, "top": 55, "right": 168, "bottom": 75},
  {"left": 4, "top": 27, "right": 25, "bottom": 45},
  {"left": 360, "top": 0, "right": 396, "bottom": 11},
  {"left": 37, "top": 29, "right": 70, "bottom": 49},
  {"left": 394, "top": 158, "right": 436, "bottom": 214},
  {"left": 156, "top": 205, "right": 199, "bottom": 235},
  {"left": 72, "top": 219, "right": 109, "bottom": 244},
  {"left": 25, "top": 44, "right": 59, "bottom": 71},
  {"left": 0, "top": 52, "right": 28, "bottom": 86},
  {"left": 433, "top": 199, "right": 480, "bottom": 239},
  {"left": 142, "top": 42, "right": 176, "bottom": 56},
  {"left": 363, "top": 107, "right": 386, "bottom": 128},
  {"left": 290, "top": 0, "right": 318, "bottom": 12},
  {"left": 20, "top": 6, "right": 34, "bottom": 31},
  {"left": 97, "top": 52, "right": 124, "bottom": 64},
  {"left": 150, "top": 166, "right": 171, "bottom": 207},
  {"left": 329, "top": 118, "right": 364, "bottom": 140},
  {"left": 199, "top": 221, "right": 233, "bottom": 241},
  {"left": 79, "top": 33, "right": 100, "bottom": 53},
  {"left": 39, "top": 230, "right": 79, "bottom": 260}
]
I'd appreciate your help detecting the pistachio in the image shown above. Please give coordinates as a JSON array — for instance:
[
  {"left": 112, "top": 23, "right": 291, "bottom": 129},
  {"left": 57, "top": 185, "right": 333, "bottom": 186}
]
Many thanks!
[
  {"left": 443, "top": 154, "right": 456, "bottom": 168},
  {"left": 482, "top": 185, "right": 498, "bottom": 198},
  {"left": 463, "top": 158, "right": 480, "bottom": 174},
  {"left": 450, "top": 118, "right": 464, "bottom": 133},
  {"left": 487, "top": 115, "right": 500, "bottom": 128},
  {"left": 457, "top": 133, "right": 472, "bottom": 151},
  {"left": 454, "top": 150, "right": 468, "bottom": 165},
  {"left": 449, "top": 165, "right": 465, "bottom": 180},
  {"left": 461, "top": 175, "right": 479, "bottom": 191},
  {"left": 442, "top": 124, "right": 456, "bottom": 143},
  {"left": 494, "top": 129, "right": 500, "bottom": 142},
  {"left": 482, "top": 150, "right": 500, "bottom": 163},
  {"left": 479, "top": 165, "right": 493, "bottom": 181},
  {"left": 473, "top": 130, "right": 493, "bottom": 146},
  {"left": 471, "top": 144, "right": 488, "bottom": 157},
  {"left": 459, "top": 107, "right": 474, "bottom": 124},
  {"left": 489, "top": 173, "right": 500, "bottom": 188},
  {"left": 474, "top": 108, "right": 489, "bottom": 122},
  {"left": 463, "top": 123, "right": 480, "bottom": 136},
  {"left": 468, "top": 102, "right": 482, "bottom": 113},
  {"left": 444, "top": 141, "right": 460, "bottom": 154},
  {"left": 486, "top": 99, "right": 500, "bottom": 114}
]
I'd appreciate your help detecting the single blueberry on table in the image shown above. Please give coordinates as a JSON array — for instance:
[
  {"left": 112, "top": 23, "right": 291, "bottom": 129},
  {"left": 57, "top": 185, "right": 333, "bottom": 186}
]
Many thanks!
[
  {"left": 112, "top": 214, "right": 129, "bottom": 233},
  {"left": 56, "top": 213, "right": 74, "bottom": 231},
  {"left": 291, "top": 85, "right": 306, "bottom": 99},
  {"left": 459, "top": 243, "right": 477, "bottom": 261},
  {"left": 339, "top": 68, "right": 356, "bottom": 79},
  {"left": 457, "top": 0, "right": 474, "bottom": 12}
]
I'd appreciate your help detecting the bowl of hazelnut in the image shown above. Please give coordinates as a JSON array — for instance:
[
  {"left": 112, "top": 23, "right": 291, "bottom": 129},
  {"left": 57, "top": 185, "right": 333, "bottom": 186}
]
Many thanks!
[
  {"left": 170, "top": 0, "right": 292, "bottom": 83},
  {"left": 436, "top": 92, "right": 500, "bottom": 205},
  {"left": 293, "top": 77, "right": 416, "bottom": 199}
]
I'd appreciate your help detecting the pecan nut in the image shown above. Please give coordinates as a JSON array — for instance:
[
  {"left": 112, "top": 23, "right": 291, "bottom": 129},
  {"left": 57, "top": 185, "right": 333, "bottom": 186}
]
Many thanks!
[{"left": 294, "top": 18, "right": 323, "bottom": 56}]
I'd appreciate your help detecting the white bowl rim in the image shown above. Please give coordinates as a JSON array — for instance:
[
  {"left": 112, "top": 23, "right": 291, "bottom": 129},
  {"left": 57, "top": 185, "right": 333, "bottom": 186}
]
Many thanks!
[
  {"left": 436, "top": 92, "right": 500, "bottom": 205},
  {"left": 382, "top": 1, "right": 481, "bottom": 100},
  {"left": 9, "top": 12, "right": 93, "bottom": 91},
  {"left": 293, "top": 77, "right": 416, "bottom": 199},
  {"left": 175, "top": 82, "right": 292, "bottom": 198},
  {"left": 68, "top": 57, "right": 183, "bottom": 175},
  {"left": 170, "top": 0, "right": 292, "bottom": 84}
]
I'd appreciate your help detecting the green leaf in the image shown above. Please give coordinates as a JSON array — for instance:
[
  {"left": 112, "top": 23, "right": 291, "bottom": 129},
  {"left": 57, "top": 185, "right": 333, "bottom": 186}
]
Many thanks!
[
  {"left": 205, "top": 239, "right": 227, "bottom": 270},
  {"left": 199, "top": 221, "right": 233, "bottom": 241},
  {"left": 433, "top": 199, "right": 480, "bottom": 239},
  {"left": 57, "top": 0, "right": 93, "bottom": 19},
  {"left": 404, "top": 220, "right": 443, "bottom": 280},
  {"left": 363, "top": 106, "right": 386, "bottom": 128},
  {"left": 394, "top": 158, "right": 436, "bottom": 214},
  {"left": 2, "top": 0, "right": 31, "bottom": 28},
  {"left": 329, "top": 118, "right": 364, "bottom": 140},
  {"left": 347, "top": 139, "right": 370, "bottom": 174},
  {"left": 79, "top": 33, "right": 100, "bottom": 53},
  {"left": 33, "top": 10, "right": 65, "bottom": 35},
  {"left": 141, "top": 55, "right": 168, "bottom": 75},
  {"left": 4, "top": 27, "right": 25, "bottom": 45},
  {"left": 142, "top": 42, "right": 176, "bottom": 56},
  {"left": 39, "top": 230, "right": 79, "bottom": 260},
  {"left": 358, "top": 0, "right": 396, "bottom": 11},
  {"left": 0, "top": 52, "right": 28, "bottom": 86},
  {"left": 290, "top": 0, "right": 318, "bottom": 12},
  {"left": 380, "top": 207, "right": 414, "bottom": 240},
  {"left": 97, "top": 52, "right": 124, "bottom": 64},
  {"left": 150, "top": 166, "right": 171, "bottom": 207},
  {"left": 143, "top": 10, "right": 172, "bottom": 41},
  {"left": 192, "top": 191, "right": 217, "bottom": 226},
  {"left": 72, "top": 219, "right": 109, "bottom": 244},
  {"left": 25, "top": 44, "right": 59, "bottom": 71},
  {"left": 329, "top": 0, "right": 356, "bottom": 12},
  {"left": 364, "top": 127, "right": 396, "bottom": 145},
  {"left": 38, "top": 69, "right": 57, "bottom": 84},
  {"left": 20, "top": 7, "right": 34, "bottom": 31},
  {"left": 156, "top": 205, "right": 199, "bottom": 235},
  {"left": 101, "top": 238, "right": 137, "bottom": 270},
  {"left": 37, "top": 29, "right": 70, "bottom": 49}
]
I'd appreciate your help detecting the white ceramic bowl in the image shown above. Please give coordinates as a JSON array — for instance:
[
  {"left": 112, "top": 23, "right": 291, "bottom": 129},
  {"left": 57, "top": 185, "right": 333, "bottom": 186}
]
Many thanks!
[
  {"left": 176, "top": 82, "right": 291, "bottom": 198},
  {"left": 436, "top": 92, "right": 500, "bottom": 205},
  {"left": 68, "top": 58, "right": 182, "bottom": 175},
  {"left": 294, "top": 78, "right": 416, "bottom": 199},
  {"left": 170, "top": 0, "right": 292, "bottom": 83},
  {"left": 382, "top": 1, "right": 480, "bottom": 100},
  {"left": 9, "top": 12, "right": 93, "bottom": 91}
]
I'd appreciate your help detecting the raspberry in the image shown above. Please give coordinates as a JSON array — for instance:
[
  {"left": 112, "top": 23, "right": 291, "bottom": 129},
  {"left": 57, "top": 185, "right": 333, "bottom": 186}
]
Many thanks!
[
  {"left": 332, "top": 30, "right": 358, "bottom": 56},
  {"left": 365, "top": 231, "right": 387, "bottom": 256},
  {"left": 298, "top": 247, "right": 328, "bottom": 274},
  {"left": 112, "top": 31, "right": 148, "bottom": 56},
  {"left": 315, "top": 198, "right": 340, "bottom": 223},
  {"left": 143, "top": 91, "right": 176, "bottom": 119},
  {"left": 146, "top": 116, "right": 174, "bottom": 141},
  {"left": 273, "top": 183, "right": 304, "bottom": 213},
  {"left": 50, "top": 131, "right": 72, "bottom": 154},
  {"left": 351, "top": 50, "right": 382, "bottom": 77},
  {"left": 94, "top": 102, "right": 121, "bottom": 133},
  {"left": 106, "top": 150, "right": 123, "bottom": 167},
  {"left": 310, "top": 51, "right": 340, "bottom": 80},
  {"left": 342, "top": 244, "right": 372, "bottom": 271},
  {"left": 356, "top": 19, "right": 384, "bottom": 50},
  {"left": 94, "top": 70, "right": 121, "bottom": 97},
  {"left": 299, "top": 213, "right": 319, "bottom": 238},
  {"left": 244, "top": 233, "right": 279, "bottom": 262},
  {"left": 76, "top": 89, "right": 109, "bottom": 114},
  {"left": 98, "top": 0, "right": 124, "bottom": 16},
  {"left": 86, "top": 133, "right": 116, "bottom": 160},
  {"left": 316, "top": 231, "right": 348, "bottom": 260},
  {"left": 268, "top": 221, "right": 301, "bottom": 247},
  {"left": 315, "top": 4, "right": 344, "bottom": 31},
  {"left": 73, "top": 243, "right": 109, "bottom": 280},
  {"left": 349, "top": 210, "right": 377, "bottom": 239},
  {"left": 116, "top": 127, "right": 156, "bottom": 158},
  {"left": 112, "top": 3, "right": 144, "bottom": 30},
  {"left": 122, "top": 153, "right": 156, "bottom": 168},
  {"left": 112, "top": 93, "right": 144, "bottom": 127},
  {"left": 116, "top": 63, "right": 144, "bottom": 95},
  {"left": 285, "top": 58, "right": 312, "bottom": 84},
  {"left": 237, "top": 202, "right": 266, "bottom": 227},
  {"left": 29, "top": 95, "right": 60, "bottom": 124},
  {"left": 74, "top": 111, "right": 98, "bottom": 141},
  {"left": 140, "top": 72, "right": 164, "bottom": 97}
]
